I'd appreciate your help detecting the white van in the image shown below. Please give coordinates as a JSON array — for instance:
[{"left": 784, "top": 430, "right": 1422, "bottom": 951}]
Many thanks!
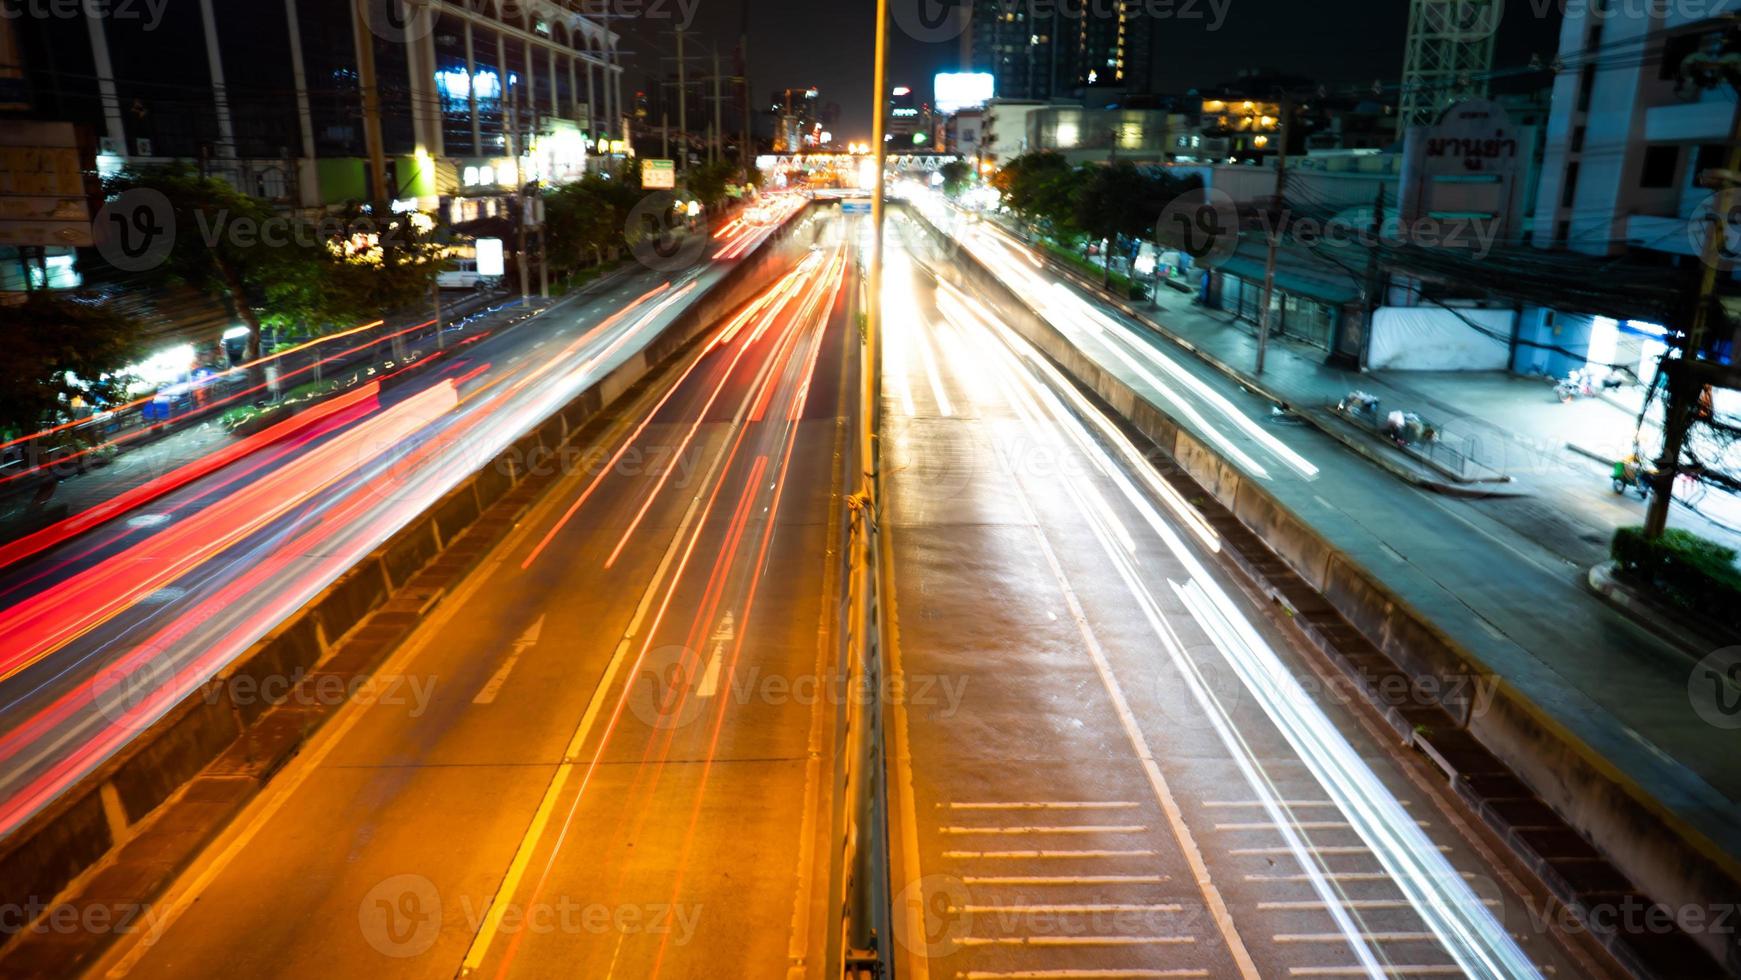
[{"left": 437, "top": 259, "right": 482, "bottom": 290}]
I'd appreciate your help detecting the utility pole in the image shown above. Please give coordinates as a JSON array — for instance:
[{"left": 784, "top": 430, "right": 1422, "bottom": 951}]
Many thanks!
[
  {"left": 508, "top": 95, "right": 529, "bottom": 307},
  {"left": 739, "top": 19, "right": 752, "bottom": 172},
  {"left": 351, "top": 1, "right": 388, "bottom": 209},
  {"left": 432, "top": 280, "right": 444, "bottom": 349},
  {"left": 712, "top": 47, "right": 724, "bottom": 166},
  {"left": 1355, "top": 180, "right": 1387, "bottom": 368},
  {"left": 1641, "top": 64, "right": 1741, "bottom": 538},
  {"left": 1255, "top": 95, "right": 1291, "bottom": 375},
  {"left": 1644, "top": 106, "right": 1740, "bottom": 538},
  {"left": 675, "top": 26, "right": 688, "bottom": 170}
]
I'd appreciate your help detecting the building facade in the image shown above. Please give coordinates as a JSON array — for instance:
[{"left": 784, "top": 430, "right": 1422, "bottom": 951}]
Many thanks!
[
  {"left": 1532, "top": 5, "right": 1737, "bottom": 261},
  {"left": 8, "top": 0, "right": 627, "bottom": 212},
  {"left": 968, "top": 0, "right": 1152, "bottom": 101}
]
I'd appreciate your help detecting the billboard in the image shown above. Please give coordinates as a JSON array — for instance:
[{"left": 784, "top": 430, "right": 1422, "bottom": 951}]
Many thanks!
[
  {"left": 934, "top": 72, "right": 994, "bottom": 115},
  {"left": 475, "top": 238, "right": 505, "bottom": 277},
  {"left": 641, "top": 158, "right": 676, "bottom": 190}
]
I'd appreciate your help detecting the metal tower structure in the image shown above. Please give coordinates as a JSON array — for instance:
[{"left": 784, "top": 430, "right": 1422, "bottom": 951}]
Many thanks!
[{"left": 1399, "top": 0, "right": 1499, "bottom": 126}]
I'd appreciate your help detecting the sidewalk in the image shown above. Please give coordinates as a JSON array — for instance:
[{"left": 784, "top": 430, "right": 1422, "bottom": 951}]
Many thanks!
[
  {"left": 957, "top": 216, "right": 1741, "bottom": 872},
  {"left": 1128, "top": 279, "right": 1741, "bottom": 572}
]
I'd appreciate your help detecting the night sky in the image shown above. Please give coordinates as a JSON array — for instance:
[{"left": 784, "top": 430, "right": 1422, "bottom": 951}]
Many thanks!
[{"left": 617, "top": 0, "right": 1566, "bottom": 139}]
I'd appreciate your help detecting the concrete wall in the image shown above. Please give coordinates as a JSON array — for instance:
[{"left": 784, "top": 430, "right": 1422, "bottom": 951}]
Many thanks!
[{"left": 898, "top": 201, "right": 1741, "bottom": 969}]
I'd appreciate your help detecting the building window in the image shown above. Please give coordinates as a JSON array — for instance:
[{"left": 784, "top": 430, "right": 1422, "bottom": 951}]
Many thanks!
[
  {"left": 1561, "top": 162, "right": 1579, "bottom": 207},
  {"left": 1571, "top": 126, "right": 1585, "bottom": 153},
  {"left": 1576, "top": 64, "right": 1596, "bottom": 113},
  {"left": 1660, "top": 32, "right": 1702, "bottom": 81},
  {"left": 1556, "top": 219, "right": 1570, "bottom": 244},
  {"left": 1639, "top": 145, "right": 1679, "bottom": 188}
]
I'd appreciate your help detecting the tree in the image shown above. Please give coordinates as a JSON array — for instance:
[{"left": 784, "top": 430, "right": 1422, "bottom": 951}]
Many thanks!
[
  {"left": 545, "top": 172, "right": 643, "bottom": 272},
  {"left": 993, "top": 152, "right": 1077, "bottom": 234},
  {"left": 104, "top": 166, "right": 315, "bottom": 361},
  {"left": 939, "top": 160, "right": 973, "bottom": 199},
  {"left": 104, "top": 166, "right": 447, "bottom": 354},
  {"left": 684, "top": 160, "right": 740, "bottom": 211},
  {"left": 0, "top": 293, "right": 143, "bottom": 439},
  {"left": 1074, "top": 162, "right": 1161, "bottom": 288}
]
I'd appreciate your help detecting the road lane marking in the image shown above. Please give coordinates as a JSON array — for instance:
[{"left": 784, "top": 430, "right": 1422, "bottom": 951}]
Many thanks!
[
  {"left": 1231, "top": 845, "right": 1449, "bottom": 856},
  {"left": 1246, "top": 872, "right": 1479, "bottom": 882},
  {"left": 473, "top": 614, "right": 543, "bottom": 704},
  {"left": 961, "top": 912, "right": 1190, "bottom": 919},
  {"left": 1260, "top": 900, "right": 1497, "bottom": 910},
  {"left": 962, "top": 972, "right": 1207, "bottom": 979},
  {"left": 958, "top": 937, "right": 1194, "bottom": 948},
  {"left": 1287, "top": 968, "right": 1467, "bottom": 977},
  {"left": 962, "top": 874, "right": 1169, "bottom": 886},
  {"left": 971, "top": 349, "right": 1260, "bottom": 979},
  {"left": 942, "top": 825, "right": 1147, "bottom": 835},
  {"left": 943, "top": 849, "right": 1157, "bottom": 860},
  {"left": 945, "top": 801, "right": 1140, "bottom": 810},
  {"left": 457, "top": 350, "right": 757, "bottom": 976},
  {"left": 695, "top": 612, "right": 734, "bottom": 698},
  {"left": 1275, "top": 932, "right": 1440, "bottom": 943}
]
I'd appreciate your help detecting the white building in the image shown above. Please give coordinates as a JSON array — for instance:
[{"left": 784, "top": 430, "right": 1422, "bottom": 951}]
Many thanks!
[
  {"left": 977, "top": 100, "right": 1047, "bottom": 167},
  {"left": 1533, "top": 6, "right": 1737, "bottom": 259}
]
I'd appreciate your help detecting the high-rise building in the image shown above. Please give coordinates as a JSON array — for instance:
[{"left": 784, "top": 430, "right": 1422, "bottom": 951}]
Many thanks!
[
  {"left": 968, "top": 1, "right": 1151, "bottom": 101},
  {"left": 968, "top": 1, "right": 1062, "bottom": 101}
]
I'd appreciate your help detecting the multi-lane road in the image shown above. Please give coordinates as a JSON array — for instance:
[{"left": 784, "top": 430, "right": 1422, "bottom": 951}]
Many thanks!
[
  {"left": 0, "top": 199, "right": 803, "bottom": 839},
  {"left": 86, "top": 213, "right": 855, "bottom": 979},
  {"left": 13, "top": 205, "right": 1615, "bottom": 979},
  {"left": 877, "top": 222, "right": 1606, "bottom": 980}
]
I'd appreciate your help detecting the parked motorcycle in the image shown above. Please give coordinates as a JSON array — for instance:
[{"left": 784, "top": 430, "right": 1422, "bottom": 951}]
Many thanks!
[{"left": 1611, "top": 456, "right": 1654, "bottom": 500}]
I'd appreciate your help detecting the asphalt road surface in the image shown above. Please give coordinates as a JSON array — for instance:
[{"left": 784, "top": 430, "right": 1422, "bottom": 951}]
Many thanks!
[
  {"left": 0, "top": 203, "right": 801, "bottom": 840},
  {"left": 877, "top": 223, "right": 1609, "bottom": 980},
  {"left": 90, "top": 213, "right": 855, "bottom": 980}
]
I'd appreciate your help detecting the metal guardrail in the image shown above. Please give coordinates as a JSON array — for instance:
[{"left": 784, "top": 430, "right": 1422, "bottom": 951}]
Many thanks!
[
  {"left": 1331, "top": 397, "right": 1512, "bottom": 485},
  {"left": 831, "top": 260, "right": 894, "bottom": 980}
]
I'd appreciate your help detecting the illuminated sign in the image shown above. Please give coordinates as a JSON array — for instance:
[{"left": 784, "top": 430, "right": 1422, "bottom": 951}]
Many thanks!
[
  {"left": 475, "top": 238, "right": 505, "bottom": 277},
  {"left": 642, "top": 159, "right": 676, "bottom": 189},
  {"left": 934, "top": 72, "right": 995, "bottom": 115}
]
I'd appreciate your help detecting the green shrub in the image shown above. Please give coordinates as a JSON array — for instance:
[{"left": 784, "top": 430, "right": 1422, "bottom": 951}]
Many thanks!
[{"left": 1611, "top": 525, "right": 1741, "bottom": 634}]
